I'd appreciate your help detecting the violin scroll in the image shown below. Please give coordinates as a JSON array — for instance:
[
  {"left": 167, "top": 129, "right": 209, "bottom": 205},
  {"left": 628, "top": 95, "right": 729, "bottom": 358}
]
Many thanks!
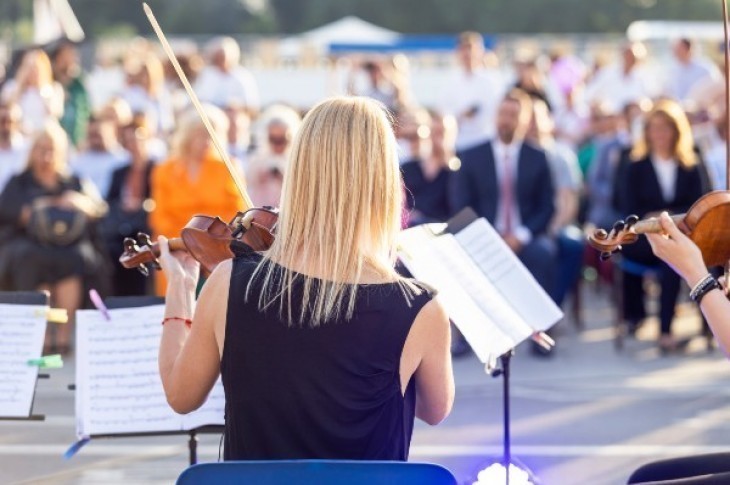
[
  {"left": 587, "top": 215, "right": 641, "bottom": 260},
  {"left": 119, "top": 207, "right": 279, "bottom": 276}
]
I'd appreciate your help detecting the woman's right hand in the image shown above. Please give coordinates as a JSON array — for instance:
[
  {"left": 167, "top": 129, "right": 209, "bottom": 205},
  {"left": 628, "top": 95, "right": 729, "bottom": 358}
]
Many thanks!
[{"left": 646, "top": 211, "right": 708, "bottom": 287}]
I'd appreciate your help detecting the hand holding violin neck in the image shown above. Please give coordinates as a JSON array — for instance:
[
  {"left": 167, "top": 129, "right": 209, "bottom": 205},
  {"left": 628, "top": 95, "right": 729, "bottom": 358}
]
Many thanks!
[{"left": 631, "top": 213, "right": 686, "bottom": 235}]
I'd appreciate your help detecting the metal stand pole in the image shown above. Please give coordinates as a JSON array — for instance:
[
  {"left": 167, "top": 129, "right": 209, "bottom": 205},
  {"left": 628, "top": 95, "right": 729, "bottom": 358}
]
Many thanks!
[
  {"left": 501, "top": 350, "right": 513, "bottom": 485},
  {"left": 188, "top": 430, "right": 198, "bottom": 465}
]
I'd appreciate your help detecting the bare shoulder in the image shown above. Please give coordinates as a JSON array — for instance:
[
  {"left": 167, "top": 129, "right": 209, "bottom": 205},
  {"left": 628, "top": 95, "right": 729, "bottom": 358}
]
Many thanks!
[{"left": 411, "top": 297, "right": 450, "bottom": 340}]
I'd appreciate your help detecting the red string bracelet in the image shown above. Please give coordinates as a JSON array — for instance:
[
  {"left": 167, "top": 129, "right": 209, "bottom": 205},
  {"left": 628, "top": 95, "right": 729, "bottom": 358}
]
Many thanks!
[{"left": 162, "top": 317, "right": 192, "bottom": 327}]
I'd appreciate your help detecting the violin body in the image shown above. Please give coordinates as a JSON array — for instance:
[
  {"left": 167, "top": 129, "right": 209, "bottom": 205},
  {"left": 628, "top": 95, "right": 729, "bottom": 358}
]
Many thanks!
[
  {"left": 680, "top": 191, "right": 730, "bottom": 267},
  {"left": 589, "top": 191, "right": 730, "bottom": 267},
  {"left": 120, "top": 207, "right": 278, "bottom": 275}
]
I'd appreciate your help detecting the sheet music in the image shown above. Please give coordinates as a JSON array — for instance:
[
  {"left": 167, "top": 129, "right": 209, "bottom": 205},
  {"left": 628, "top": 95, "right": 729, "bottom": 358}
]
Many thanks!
[
  {"left": 76, "top": 305, "right": 224, "bottom": 438},
  {"left": 0, "top": 304, "right": 47, "bottom": 418},
  {"left": 454, "top": 218, "right": 563, "bottom": 331},
  {"left": 398, "top": 226, "right": 516, "bottom": 362}
]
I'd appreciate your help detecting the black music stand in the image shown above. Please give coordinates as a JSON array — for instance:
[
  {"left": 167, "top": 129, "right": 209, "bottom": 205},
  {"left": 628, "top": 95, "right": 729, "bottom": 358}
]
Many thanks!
[
  {"left": 444, "top": 209, "right": 541, "bottom": 485},
  {"left": 0, "top": 291, "right": 50, "bottom": 422},
  {"left": 67, "top": 296, "right": 224, "bottom": 465}
]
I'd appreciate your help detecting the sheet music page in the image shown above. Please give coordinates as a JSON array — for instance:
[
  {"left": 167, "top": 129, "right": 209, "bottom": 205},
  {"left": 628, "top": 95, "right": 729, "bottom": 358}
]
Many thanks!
[
  {"left": 398, "top": 225, "right": 518, "bottom": 362},
  {"left": 430, "top": 233, "right": 536, "bottom": 343},
  {"left": 0, "top": 304, "right": 47, "bottom": 418},
  {"left": 76, "top": 305, "right": 224, "bottom": 438},
  {"left": 453, "top": 218, "right": 563, "bottom": 331}
]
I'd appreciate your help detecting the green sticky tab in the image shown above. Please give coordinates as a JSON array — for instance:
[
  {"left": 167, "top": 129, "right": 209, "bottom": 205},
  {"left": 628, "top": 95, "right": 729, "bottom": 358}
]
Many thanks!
[{"left": 27, "top": 354, "right": 64, "bottom": 369}]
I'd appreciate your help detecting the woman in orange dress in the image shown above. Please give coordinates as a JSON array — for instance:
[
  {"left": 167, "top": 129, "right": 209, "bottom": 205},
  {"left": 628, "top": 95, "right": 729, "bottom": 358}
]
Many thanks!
[{"left": 150, "top": 104, "right": 245, "bottom": 295}]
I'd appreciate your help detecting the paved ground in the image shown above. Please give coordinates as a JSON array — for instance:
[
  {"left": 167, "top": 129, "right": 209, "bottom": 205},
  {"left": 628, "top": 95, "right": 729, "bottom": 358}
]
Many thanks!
[{"left": 2, "top": 281, "right": 729, "bottom": 485}]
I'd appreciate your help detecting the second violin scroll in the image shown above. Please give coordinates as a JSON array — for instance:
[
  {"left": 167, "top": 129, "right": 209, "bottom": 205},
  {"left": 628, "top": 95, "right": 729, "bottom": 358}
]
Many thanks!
[{"left": 588, "top": 191, "right": 730, "bottom": 267}]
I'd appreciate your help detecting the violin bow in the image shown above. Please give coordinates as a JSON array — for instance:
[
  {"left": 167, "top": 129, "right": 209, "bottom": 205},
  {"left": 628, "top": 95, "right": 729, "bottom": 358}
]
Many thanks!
[{"left": 142, "top": 2, "right": 254, "bottom": 210}]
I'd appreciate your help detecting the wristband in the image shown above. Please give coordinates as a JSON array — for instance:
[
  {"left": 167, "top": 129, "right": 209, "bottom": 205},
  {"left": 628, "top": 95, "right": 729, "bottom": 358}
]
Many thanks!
[
  {"left": 689, "top": 274, "right": 720, "bottom": 305},
  {"left": 162, "top": 317, "right": 192, "bottom": 327}
]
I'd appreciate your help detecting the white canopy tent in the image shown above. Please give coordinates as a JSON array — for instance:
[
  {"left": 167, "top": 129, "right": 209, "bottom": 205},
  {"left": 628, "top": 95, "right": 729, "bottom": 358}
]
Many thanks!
[
  {"left": 627, "top": 20, "right": 724, "bottom": 42},
  {"left": 278, "top": 16, "right": 400, "bottom": 57}
]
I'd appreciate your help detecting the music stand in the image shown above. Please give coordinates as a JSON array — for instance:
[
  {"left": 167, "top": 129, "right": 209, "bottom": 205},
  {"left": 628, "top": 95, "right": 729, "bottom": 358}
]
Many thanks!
[
  {"left": 67, "top": 296, "right": 224, "bottom": 464},
  {"left": 0, "top": 291, "right": 50, "bottom": 422},
  {"left": 445, "top": 209, "right": 544, "bottom": 485}
]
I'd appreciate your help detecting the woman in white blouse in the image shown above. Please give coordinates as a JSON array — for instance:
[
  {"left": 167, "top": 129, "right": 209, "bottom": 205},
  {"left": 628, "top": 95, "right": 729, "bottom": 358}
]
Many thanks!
[
  {"left": 619, "top": 99, "right": 709, "bottom": 353},
  {"left": 1, "top": 49, "right": 64, "bottom": 134}
]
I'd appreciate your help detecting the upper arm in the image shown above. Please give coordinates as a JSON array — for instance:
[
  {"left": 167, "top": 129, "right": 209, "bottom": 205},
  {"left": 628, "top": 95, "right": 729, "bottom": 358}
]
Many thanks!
[
  {"left": 410, "top": 298, "right": 454, "bottom": 425},
  {"left": 166, "top": 260, "right": 231, "bottom": 413}
]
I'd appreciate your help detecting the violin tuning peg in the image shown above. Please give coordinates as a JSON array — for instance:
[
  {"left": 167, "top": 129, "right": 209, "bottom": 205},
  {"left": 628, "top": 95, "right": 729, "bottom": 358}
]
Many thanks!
[
  {"left": 123, "top": 237, "right": 138, "bottom": 253},
  {"left": 594, "top": 228, "right": 608, "bottom": 240},
  {"left": 137, "top": 233, "right": 154, "bottom": 248},
  {"left": 613, "top": 220, "right": 626, "bottom": 232},
  {"left": 137, "top": 264, "right": 150, "bottom": 277},
  {"left": 600, "top": 252, "right": 612, "bottom": 261},
  {"left": 626, "top": 215, "right": 639, "bottom": 225}
]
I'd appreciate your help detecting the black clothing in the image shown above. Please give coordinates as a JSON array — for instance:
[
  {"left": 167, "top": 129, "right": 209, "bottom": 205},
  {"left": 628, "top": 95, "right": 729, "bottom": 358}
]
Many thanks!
[
  {"left": 628, "top": 453, "right": 730, "bottom": 484},
  {"left": 102, "top": 162, "right": 154, "bottom": 296},
  {"left": 221, "top": 252, "right": 433, "bottom": 461},
  {"left": 401, "top": 159, "right": 452, "bottom": 226},
  {"left": 620, "top": 156, "right": 709, "bottom": 335},
  {"left": 0, "top": 170, "right": 106, "bottom": 291}
]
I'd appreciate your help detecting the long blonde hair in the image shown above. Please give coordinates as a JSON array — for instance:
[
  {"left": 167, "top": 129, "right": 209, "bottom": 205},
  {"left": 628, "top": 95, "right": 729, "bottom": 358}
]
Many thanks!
[
  {"left": 16, "top": 49, "right": 54, "bottom": 89},
  {"left": 170, "top": 104, "right": 229, "bottom": 160},
  {"left": 251, "top": 96, "right": 415, "bottom": 325},
  {"left": 630, "top": 99, "right": 697, "bottom": 168},
  {"left": 25, "top": 121, "right": 69, "bottom": 174}
]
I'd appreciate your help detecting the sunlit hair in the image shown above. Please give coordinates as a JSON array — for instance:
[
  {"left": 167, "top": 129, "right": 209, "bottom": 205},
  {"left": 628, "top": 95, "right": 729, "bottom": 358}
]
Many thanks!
[
  {"left": 630, "top": 99, "right": 697, "bottom": 168},
  {"left": 170, "top": 104, "right": 229, "bottom": 160},
  {"left": 250, "top": 96, "right": 419, "bottom": 325},
  {"left": 25, "top": 121, "right": 69, "bottom": 173},
  {"left": 126, "top": 53, "right": 165, "bottom": 97},
  {"left": 16, "top": 49, "right": 54, "bottom": 88}
]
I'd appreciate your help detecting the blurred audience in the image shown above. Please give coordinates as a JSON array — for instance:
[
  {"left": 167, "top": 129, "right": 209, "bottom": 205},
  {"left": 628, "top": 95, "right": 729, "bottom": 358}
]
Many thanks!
[
  {"left": 194, "top": 36, "right": 259, "bottom": 114},
  {"left": 69, "top": 115, "right": 128, "bottom": 197},
  {"left": 0, "top": 121, "right": 107, "bottom": 354},
  {"left": 0, "top": 102, "right": 27, "bottom": 192},
  {"left": 620, "top": 100, "right": 710, "bottom": 353},
  {"left": 1, "top": 49, "right": 64, "bottom": 134},
  {"left": 441, "top": 31, "right": 505, "bottom": 150},
  {"left": 51, "top": 40, "right": 91, "bottom": 147},
  {"left": 246, "top": 104, "right": 301, "bottom": 207},
  {"left": 149, "top": 105, "right": 245, "bottom": 295}
]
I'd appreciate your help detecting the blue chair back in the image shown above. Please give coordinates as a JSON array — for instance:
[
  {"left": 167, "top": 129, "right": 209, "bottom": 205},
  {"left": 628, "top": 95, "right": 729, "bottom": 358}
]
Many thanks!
[{"left": 177, "top": 460, "right": 458, "bottom": 485}]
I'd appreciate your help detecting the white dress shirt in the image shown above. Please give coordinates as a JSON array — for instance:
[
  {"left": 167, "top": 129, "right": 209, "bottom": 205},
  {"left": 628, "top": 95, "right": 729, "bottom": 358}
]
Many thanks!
[
  {"left": 0, "top": 136, "right": 27, "bottom": 193},
  {"left": 194, "top": 66, "right": 260, "bottom": 110},
  {"left": 441, "top": 68, "right": 505, "bottom": 151},
  {"left": 651, "top": 156, "right": 678, "bottom": 203},
  {"left": 492, "top": 140, "right": 532, "bottom": 244}
]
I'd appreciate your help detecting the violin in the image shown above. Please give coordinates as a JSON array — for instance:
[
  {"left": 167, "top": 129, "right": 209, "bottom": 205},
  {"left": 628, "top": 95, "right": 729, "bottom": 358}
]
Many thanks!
[
  {"left": 588, "top": 191, "right": 730, "bottom": 267},
  {"left": 119, "top": 5, "right": 278, "bottom": 277},
  {"left": 119, "top": 207, "right": 278, "bottom": 276}
]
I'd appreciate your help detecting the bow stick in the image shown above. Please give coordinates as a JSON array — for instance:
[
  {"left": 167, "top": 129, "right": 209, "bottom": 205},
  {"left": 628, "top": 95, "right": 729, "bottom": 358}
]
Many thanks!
[{"left": 142, "top": 2, "right": 253, "bottom": 209}]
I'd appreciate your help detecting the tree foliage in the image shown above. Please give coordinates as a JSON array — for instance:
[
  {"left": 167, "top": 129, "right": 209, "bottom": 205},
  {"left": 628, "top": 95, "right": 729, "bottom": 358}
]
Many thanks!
[{"left": 5, "top": 0, "right": 726, "bottom": 39}]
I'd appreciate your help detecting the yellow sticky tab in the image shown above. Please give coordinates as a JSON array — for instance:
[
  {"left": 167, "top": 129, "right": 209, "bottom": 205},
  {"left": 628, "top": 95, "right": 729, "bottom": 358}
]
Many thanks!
[{"left": 46, "top": 308, "right": 69, "bottom": 324}]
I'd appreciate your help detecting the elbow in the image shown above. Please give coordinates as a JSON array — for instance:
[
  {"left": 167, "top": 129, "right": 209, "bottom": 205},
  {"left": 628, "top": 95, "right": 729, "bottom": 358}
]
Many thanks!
[
  {"left": 165, "top": 391, "right": 197, "bottom": 415},
  {"left": 164, "top": 385, "right": 202, "bottom": 415},
  {"left": 417, "top": 389, "right": 455, "bottom": 426},
  {"left": 165, "top": 389, "right": 191, "bottom": 414}
]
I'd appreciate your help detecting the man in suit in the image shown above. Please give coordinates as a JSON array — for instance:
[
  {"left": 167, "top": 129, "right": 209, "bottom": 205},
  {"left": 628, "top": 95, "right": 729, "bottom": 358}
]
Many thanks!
[{"left": 450, "top": 89, "right": 557, "bottom": 354}]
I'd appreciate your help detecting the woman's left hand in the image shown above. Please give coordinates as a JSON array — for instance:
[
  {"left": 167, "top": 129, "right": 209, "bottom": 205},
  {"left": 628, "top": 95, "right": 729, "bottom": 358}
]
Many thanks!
[
  {"left": 646, "top": 211, "right": 707, "bottom": 287},
  {"left": 158, "top": 235, "right": 200, "bottom": 290}
]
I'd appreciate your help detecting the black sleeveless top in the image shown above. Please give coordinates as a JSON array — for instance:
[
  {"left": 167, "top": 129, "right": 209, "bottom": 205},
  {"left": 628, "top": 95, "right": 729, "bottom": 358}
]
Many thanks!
[{"left": 221, "top": 252, "right": 434, "bottom": 461}]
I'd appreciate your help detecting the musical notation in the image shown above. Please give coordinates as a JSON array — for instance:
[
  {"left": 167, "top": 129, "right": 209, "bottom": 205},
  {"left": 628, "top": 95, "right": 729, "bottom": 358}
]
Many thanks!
[
  {"left": 75, "top": 305, "right": 224, "bottom": 438},
  {"left": 0, "top": 304, "right": 47, "bottom": 418}
]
